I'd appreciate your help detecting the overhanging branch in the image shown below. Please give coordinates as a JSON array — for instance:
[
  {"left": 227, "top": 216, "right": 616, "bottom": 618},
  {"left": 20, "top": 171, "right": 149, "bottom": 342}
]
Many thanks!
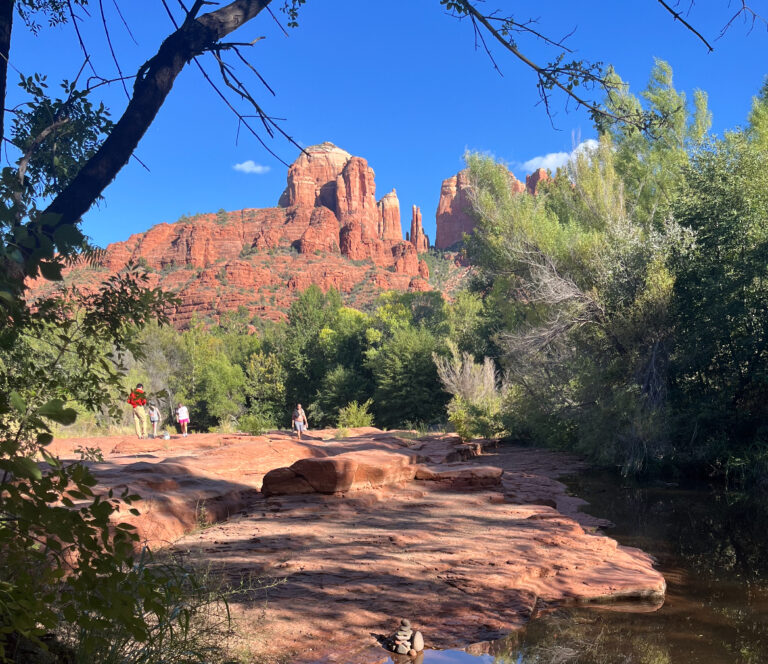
[{"left": 35, "top": 0, "right": 275, "bottom": 271}]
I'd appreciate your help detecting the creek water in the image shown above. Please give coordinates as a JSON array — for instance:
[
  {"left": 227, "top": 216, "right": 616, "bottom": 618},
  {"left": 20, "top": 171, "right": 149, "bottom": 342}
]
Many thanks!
[{"left": 384, "top": 470, "right": 768, "bottom": 663}]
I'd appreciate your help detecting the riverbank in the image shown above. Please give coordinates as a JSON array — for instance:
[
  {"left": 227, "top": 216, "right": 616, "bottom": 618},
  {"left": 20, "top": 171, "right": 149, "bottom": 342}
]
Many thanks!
[{"left": 51, "top": 430, "right": 665, "bottom": 662}]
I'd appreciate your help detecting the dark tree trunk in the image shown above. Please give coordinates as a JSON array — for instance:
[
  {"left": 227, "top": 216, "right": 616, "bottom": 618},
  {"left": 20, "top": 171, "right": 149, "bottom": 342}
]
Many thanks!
[{"left": 0, "top": 0, "right": 14, "bottom": 149}]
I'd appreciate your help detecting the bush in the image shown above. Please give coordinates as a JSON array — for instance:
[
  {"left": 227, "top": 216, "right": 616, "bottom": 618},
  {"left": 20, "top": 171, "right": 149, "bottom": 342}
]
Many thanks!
[
  {"left": 55, "top": 552, "right": 238, "bottom": 664},
  {"left": 435, "top": 344, "right": 506, "bottom": 441},
  {"left": 238, "top": 409, "right": 277, "bottom": 435},
  {"left": 337, "top": 399, "right": 374, "bottom": 428}
]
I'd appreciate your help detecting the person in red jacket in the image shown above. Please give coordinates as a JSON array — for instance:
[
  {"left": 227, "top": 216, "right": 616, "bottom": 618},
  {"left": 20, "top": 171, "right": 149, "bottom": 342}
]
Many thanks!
[{"left": 127, "top": 383, "right": 148, "bottom": 439}]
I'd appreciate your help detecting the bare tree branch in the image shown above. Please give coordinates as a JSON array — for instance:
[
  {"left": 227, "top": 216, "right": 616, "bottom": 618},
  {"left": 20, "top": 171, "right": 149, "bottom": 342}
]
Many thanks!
[
  {"left": 718, "top": 0, "right": 768, "bottom": 38},
  {"left": 655, "top": 0, "right": 714, "bottom": 51},
  {"left": 36, "top": 0, "right": 277, "bottom": 269},
  {"left": 98, "top": 0, "right": 130, "bottom": 99}
]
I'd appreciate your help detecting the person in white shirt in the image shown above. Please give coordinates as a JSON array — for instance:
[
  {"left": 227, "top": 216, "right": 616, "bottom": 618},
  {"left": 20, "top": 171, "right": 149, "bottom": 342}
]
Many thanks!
[{"left": 176, "top": 403, "right": 190, "bottom": 437}]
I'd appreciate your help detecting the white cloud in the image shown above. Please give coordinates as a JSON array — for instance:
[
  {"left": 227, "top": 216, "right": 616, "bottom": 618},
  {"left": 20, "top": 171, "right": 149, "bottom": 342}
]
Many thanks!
[
  {"left": 521, "top": 139, "right": 599, "bottom": 173},
  {"left": 233, "top": 160, "right": 271, "bottom": 175}
]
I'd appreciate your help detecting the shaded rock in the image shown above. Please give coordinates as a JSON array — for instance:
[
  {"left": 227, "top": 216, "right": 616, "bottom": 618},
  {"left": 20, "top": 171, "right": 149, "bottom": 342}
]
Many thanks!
[
  {"left": 414, "top": 464, "right": 503, "bottom": 489},
  {"left": 52, "top": 429, "right": 666, "bottom": 662},
  {"left": 526, "top": 167, "right": 550, "bottom": 195}
]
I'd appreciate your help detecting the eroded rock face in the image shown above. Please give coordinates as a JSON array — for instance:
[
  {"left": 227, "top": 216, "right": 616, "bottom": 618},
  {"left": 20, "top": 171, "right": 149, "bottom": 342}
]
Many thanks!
[
  {"left": 27, "top": 142, "right": 447, "bottom": 326},
  {"left": 336, "top": 156, "right": 380, "bottom": 241},
  {"left": 377, "top": 189, "right": 402, "bottom": 241},
  {"left": 410, "top": 205, "right": 429, "bottom": 253},
  {"left": 434, "top": 167, "right": 533, "bottom": 249},
  {"left": 526, "top": 167, "right": 550, "bottom": 195},
  {"left": 435, "top": 170, "right": 473, "bottom": 250},
  {"left": 278, "top": 141, "right": 352, "bottom": 209},
  {"left": 51, "top": 430, "right": 665, "bottom": 662}
]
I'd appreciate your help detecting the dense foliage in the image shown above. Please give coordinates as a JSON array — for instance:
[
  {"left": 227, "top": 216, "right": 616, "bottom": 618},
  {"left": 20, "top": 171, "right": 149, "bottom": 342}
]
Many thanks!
[
  {"left": 462, "top": 63, "right": 768, "bottom": 482},
  {"left": 116, "top": 287, "right": 463, "bottom": 434}
]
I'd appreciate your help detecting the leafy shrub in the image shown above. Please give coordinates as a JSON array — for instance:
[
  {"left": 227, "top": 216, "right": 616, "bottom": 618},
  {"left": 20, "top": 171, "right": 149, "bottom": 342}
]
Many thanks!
[
  {"left": 238, "top": 409, "right": 277, "bottom": 435},
  {"left": 337, "top": 399, "right": 374, "bottom": 428},
  {"left": 55, "top": 552, "right": 238, "bottom": 664},
  {"left": 435, "top": 344, "right": 506, "bottom": 440}
]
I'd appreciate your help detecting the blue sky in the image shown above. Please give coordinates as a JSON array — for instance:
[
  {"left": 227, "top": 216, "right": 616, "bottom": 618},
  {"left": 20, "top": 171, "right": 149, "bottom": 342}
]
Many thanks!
[{"left": 8, "top": 1, "right": 768, "bottom": 247}]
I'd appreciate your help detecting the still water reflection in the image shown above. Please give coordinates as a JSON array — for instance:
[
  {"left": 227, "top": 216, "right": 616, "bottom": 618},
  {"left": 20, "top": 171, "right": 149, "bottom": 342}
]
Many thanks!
[{"left": 386, "top": 471, "right": 768, "bottom": 663}]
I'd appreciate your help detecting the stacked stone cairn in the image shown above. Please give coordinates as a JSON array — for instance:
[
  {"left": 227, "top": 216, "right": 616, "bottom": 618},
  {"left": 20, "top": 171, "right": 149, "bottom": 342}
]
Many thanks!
[{"left": 386, "top": 618, "right": 424, "bottom": 655}]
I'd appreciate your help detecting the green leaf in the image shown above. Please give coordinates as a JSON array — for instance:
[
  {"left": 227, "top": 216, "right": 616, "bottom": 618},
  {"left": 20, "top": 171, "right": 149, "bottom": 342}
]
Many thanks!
[
  {"left": 0, "top": 289, "right": 16, "bottom": 305},
  {"left": 38, "top": 399, "right": 78, "bottom": 425},
  {"left": 38, "top": 260, "right": 63, "bottom": 281},
  {"left": 36, "top": 432, "right": 53, "bottom": 446},
  {"left": 11, "top": 457, "right": 42, "bottom": 480},
  {"left": 53, "top": 224, "right": 84, "bottom": 248},
  {"left": 9, "top": 390, "right": 26, "bottom": 414}
]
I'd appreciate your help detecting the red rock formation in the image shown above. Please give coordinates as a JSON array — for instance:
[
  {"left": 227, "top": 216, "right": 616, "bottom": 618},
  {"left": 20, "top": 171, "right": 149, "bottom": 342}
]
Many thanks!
[
  {"left": 409, "top": 205, "right": 429, "bottom": 253},
  {"left": 435, "top": 170, "right": 473, "bottom": 250},
  {"left": 418, "top": 258, "right": 429, "bottom": 280},
  {"left": 335, "top": 156, "right": 379, "bottom": 241},
  {"left": 526, "top": 167, "right": 550, "bottom": 195},
  {"left": 391, "top": 242, "right": 419, "bottom": 274},
  {"left": 27, "top": 142, "right": 472, "bottom": 325},
  {"left": 408, "top": 276, "right": 431, "bottom": 292},
  {"left": 278, "top": 141, "right": 352, "bottom": 209},
  {"left": 434, "top": 167, "right": 540, "bottom": 249},
  {"left": 510, "top": 171, "right": 526, "bottom": 194},
  {"left": 376, "top": 189, "right": 402, "bottom": 241},
  {"left": 296, "top": 207, "right": 340, "bottom": 254}
]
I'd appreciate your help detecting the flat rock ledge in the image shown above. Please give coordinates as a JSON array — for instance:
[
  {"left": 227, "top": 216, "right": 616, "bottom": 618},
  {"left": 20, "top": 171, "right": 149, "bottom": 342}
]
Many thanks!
[{"left": 51, "top": 429, "right": 666, "bottom": 662}]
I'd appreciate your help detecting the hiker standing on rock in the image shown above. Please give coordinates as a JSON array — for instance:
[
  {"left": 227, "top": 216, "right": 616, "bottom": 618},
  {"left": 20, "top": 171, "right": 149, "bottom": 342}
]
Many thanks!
[
  {"left": 147, "top": 402, "right": 161, "bottom": 438},
  {"left": 292, "top": 403, "right": 308, "bottom": 439},
  {"left": 176, "top": 403, "right": 190, "bottom": 437},
  {"left": 127, "top": 383, "right": 148, "bottom": 439}
]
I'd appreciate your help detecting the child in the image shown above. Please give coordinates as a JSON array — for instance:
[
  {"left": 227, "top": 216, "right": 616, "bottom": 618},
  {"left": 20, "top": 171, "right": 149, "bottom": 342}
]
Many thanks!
[
  {"left": 176, "top": 403, "right": 190, "bottom": 437},
  {"left": 147, "top": 403, "right": 161, "bottom": 438}
]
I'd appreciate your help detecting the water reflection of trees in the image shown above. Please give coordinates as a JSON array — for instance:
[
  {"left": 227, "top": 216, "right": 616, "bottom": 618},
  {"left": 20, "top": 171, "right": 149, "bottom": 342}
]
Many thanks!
[
  {"left": 492, "top": 610, "right": 672, "bottom": 663},
  {"left": 484, "top": 475, "right": 768, "bottom": 664}
]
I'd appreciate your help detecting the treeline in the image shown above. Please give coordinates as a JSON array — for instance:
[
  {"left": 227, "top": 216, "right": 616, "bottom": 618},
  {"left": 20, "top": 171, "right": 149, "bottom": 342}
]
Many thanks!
[
  {"left": 459, "top": 62, "right": 768, "bottom": 482},
  {"left": 112, "top": 287, "right": 488, "bottom": 434}
]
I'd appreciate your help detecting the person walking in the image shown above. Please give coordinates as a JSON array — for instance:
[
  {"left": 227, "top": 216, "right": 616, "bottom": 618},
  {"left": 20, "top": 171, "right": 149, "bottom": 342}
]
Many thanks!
[
  {"left": 147, "top": 403, "right": 161, "bottom": 438},
  {"left": 176, "top": 403, "right": 190, "bottom": 437},
  {"left": 127, "top": 384, "right": 148, "bottom": 439},
  {"left": 292, "top": 403, "right": 308, "bottom": 439}
]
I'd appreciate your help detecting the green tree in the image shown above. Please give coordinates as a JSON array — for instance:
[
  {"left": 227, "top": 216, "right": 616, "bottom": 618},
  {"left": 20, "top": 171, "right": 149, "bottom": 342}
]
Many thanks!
[
  {"left": 308, "top": 307, "right": 374, "bottom": 426},
  {"left": 0, "top": 269, "right": 186, "bottom": 659},
  {"left": 244, "top": 348, "right": 286, "bottom": 426},
  {"left": 462, "top": 65, "right": 700, "bottom": 469},
  {"left": 670, "top": 100, "right": 768, "bottom": 465},
  {"left": 283, "top": 285, "right": 341, "bottom": 410},
  {"left": 366, "top": 325, "right": 448, "bottom": 429}
]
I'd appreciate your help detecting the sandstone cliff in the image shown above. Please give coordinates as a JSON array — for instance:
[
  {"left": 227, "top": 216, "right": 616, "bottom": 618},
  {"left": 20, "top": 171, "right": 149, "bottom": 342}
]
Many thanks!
[
  {"left": 410, "top": 205, "right": 429, "bottom": 254},
  {"left": 29, "top": 142, "right": 443, "bottom": 327},
  {"left": 434, "top": 166, "right": 547, "bottom": 249}
]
